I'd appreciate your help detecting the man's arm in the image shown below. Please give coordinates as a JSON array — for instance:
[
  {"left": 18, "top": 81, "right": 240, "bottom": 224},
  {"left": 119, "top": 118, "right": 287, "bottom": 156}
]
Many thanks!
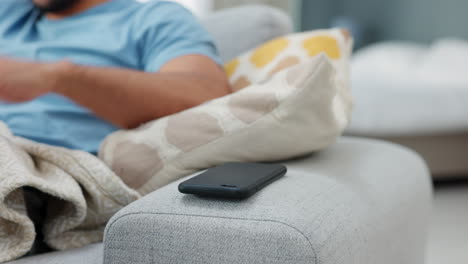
[
  {"left": 0, "top": 55, "right": 231, "bottom": 129},
  {"left": 56, "top": 54, "right": 231, "bottom": 128}
]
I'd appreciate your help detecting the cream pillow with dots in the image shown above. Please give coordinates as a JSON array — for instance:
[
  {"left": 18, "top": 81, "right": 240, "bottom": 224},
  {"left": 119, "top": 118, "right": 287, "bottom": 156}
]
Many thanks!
[{"left": 99, "top": 28, "right": 353, "bottom": 195}]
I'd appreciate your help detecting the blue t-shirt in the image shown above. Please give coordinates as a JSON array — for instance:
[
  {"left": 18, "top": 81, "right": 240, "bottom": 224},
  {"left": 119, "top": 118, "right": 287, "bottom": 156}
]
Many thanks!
[{"left": 0, "top": 0, "right": 220, "bottom": 153}]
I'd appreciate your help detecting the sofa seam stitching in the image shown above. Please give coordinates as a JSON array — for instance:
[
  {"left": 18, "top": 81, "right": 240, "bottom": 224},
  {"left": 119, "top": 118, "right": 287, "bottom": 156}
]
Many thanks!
[{"left": 104, "top": 211, "right": 319, "bottom": 264}]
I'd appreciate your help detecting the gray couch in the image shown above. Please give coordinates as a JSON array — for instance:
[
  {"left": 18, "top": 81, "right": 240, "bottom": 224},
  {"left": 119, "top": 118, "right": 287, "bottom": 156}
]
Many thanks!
[{"left": 7, "top": 5, "right": 433, "bottom": 264}]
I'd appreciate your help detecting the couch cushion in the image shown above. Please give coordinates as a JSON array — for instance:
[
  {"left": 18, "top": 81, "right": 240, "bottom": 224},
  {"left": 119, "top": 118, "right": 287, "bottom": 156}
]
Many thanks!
[{"left": 201, "top": 5, "right": 293, "bottom": 62}]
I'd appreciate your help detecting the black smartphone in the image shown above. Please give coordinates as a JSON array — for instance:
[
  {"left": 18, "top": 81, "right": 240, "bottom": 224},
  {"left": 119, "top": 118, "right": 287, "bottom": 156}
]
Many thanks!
[{"left": 178, "top": 162, "right": 287, "bottom": 199}]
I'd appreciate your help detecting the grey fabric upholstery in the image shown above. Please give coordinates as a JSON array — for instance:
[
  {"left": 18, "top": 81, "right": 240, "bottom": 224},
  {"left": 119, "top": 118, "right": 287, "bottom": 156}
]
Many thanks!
[
  {"left": 6, "top": 244, "right": 103, "bottom": 264},
  {"left": 103, "top": 137, "right": 433, "bottom": 264},
  {"left": 201, "top": 5, "right": 293, "bottom": 63}
]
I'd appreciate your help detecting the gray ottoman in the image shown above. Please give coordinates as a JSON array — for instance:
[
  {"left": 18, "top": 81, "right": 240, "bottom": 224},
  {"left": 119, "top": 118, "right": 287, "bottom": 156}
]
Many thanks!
[{"left": 103, "top": 137, "right": 432, "bottom": 264}]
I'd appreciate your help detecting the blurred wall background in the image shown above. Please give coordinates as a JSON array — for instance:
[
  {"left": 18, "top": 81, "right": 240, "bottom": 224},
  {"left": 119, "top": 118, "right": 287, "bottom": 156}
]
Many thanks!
[
  {"left": 144, "top": 0, "right": 467, "bottom": 49},
  {"left": 301, "top": 0, "right": 468, "bottom": 48}
]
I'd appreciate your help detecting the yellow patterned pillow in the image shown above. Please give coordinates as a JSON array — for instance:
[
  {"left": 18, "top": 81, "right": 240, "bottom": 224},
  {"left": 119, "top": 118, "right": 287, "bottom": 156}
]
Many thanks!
[{"left": 224, "top": 28, "right": 351, "bottom": 91}]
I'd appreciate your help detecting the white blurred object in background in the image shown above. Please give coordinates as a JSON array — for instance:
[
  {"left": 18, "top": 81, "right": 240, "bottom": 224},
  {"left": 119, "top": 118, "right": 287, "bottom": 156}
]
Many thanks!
[
  {"left": 418, "top": 39, "right": 468, "bottom": 83},
  {"left": 136, "top": 0, "right": 213, "bottom": 17},
  {"left": 352, "top": 39, "right": 468, "bottom": 88},
  {"left": 348, "top": 39, "right": 468, "bottom": 135}
]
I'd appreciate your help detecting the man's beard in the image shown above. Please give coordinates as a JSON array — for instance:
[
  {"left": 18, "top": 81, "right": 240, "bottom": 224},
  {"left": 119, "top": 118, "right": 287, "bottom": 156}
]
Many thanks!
[{"left": 33, "top": 0, "right": 80, "bottom": 13}]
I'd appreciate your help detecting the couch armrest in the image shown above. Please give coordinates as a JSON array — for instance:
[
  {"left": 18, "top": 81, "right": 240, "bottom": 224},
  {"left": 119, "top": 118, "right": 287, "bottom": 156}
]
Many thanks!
[{"left": 103, "top": 137, "right": 432, "bottom": 264}]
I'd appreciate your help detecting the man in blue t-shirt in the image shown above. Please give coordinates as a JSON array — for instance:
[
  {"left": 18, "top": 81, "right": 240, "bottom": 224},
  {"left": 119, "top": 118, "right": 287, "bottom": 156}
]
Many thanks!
[{"left": 0, "top": 0, "right": 230, "bottom": 153}]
